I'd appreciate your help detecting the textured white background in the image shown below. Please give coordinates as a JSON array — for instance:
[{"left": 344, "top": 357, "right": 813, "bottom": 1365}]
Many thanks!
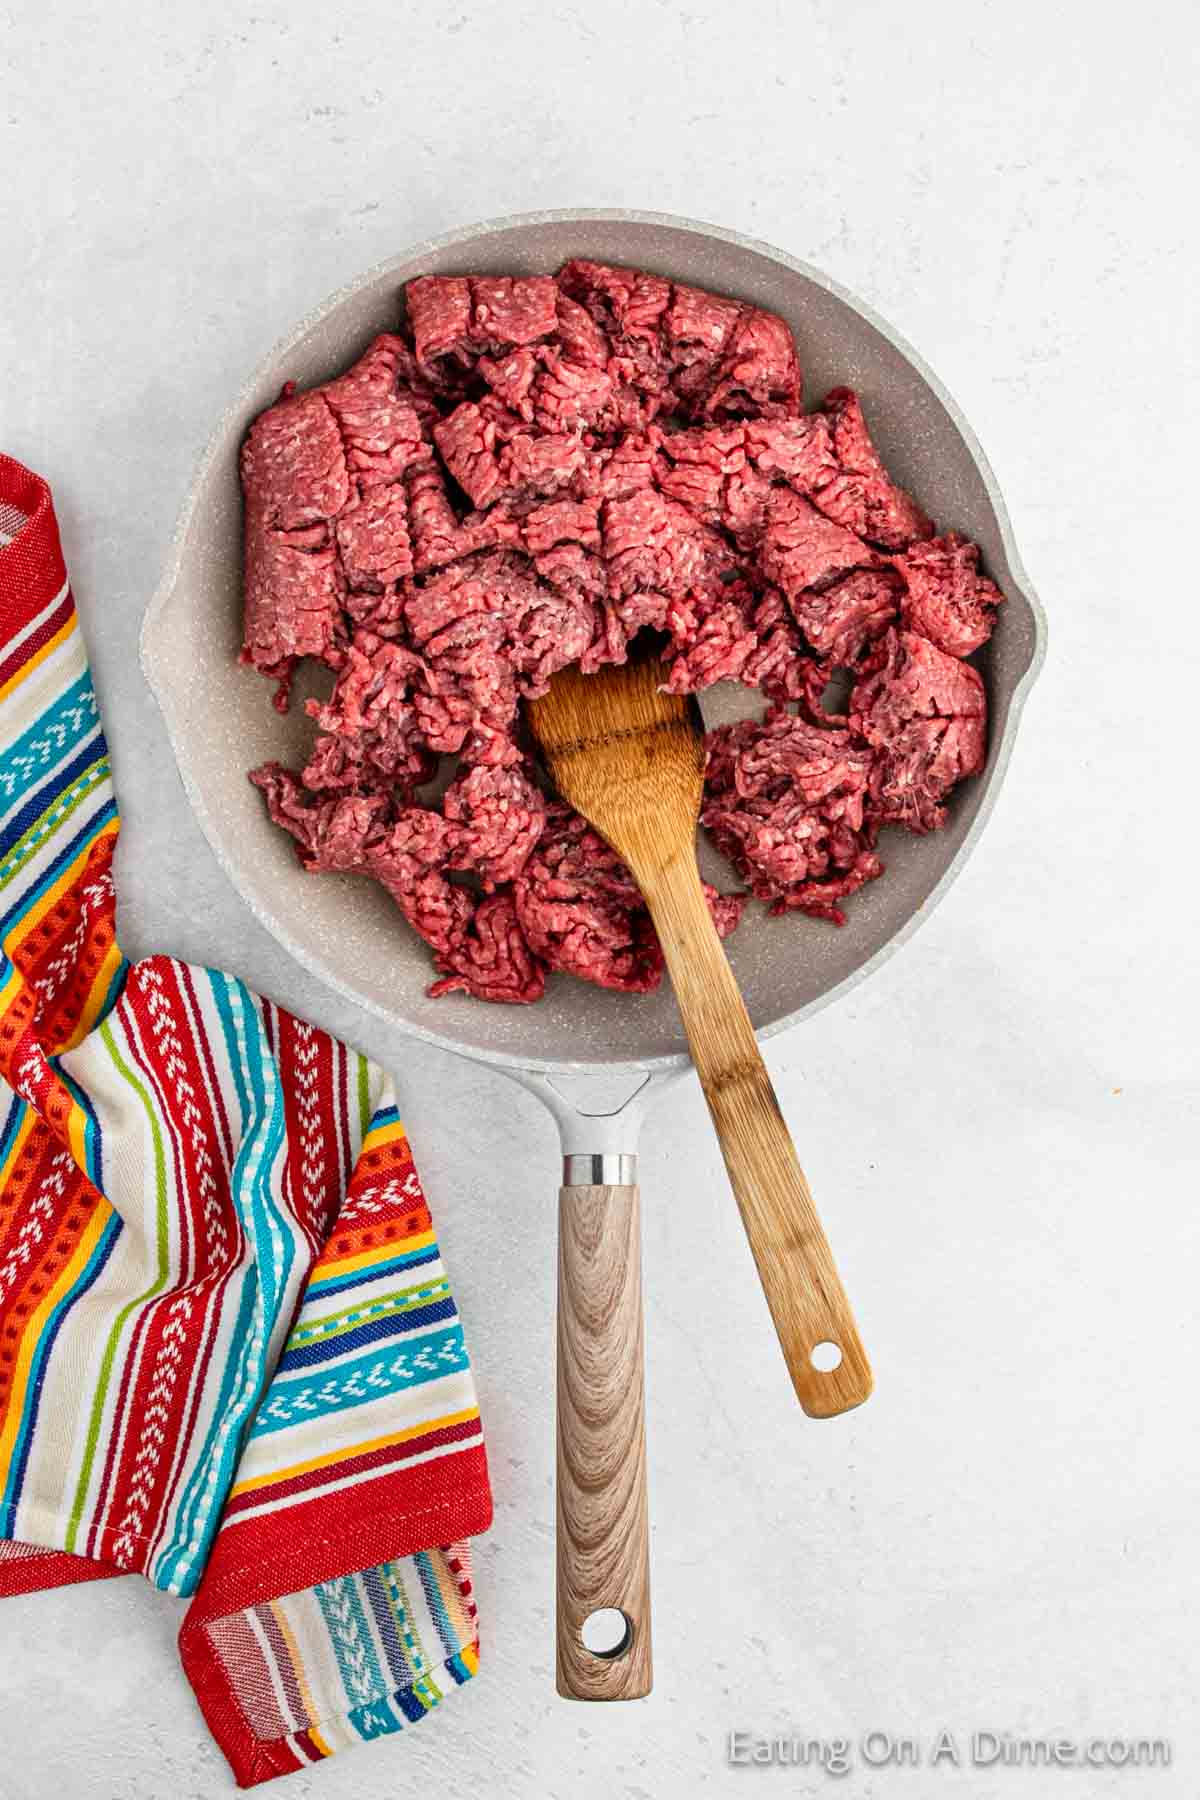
[{"left": 2, "top": 2, "right": 1197, "bottom": 1796}]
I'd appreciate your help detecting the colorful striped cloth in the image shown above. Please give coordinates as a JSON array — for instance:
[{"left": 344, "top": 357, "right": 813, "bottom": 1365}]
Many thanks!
[{"left": 0, "top": 454, "right": 493, "bottom": 1786}]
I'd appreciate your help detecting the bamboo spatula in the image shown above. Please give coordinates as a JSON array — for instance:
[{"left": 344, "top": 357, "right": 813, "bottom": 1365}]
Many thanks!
[
  {"left": 528, "top": 656, "right": 872, "bottom": 1699},
  {"left": 529, "top": 653, "right": 873, "bottom": 1414}
]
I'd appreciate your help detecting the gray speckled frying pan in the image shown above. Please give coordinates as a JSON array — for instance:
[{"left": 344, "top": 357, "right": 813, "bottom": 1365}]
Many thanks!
[{"left": 141, "top": 209, "right": 1046, "bottom": 1692}]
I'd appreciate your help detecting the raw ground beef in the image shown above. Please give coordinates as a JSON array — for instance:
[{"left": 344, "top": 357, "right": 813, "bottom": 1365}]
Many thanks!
[
  {"left": 242, "top": 262, "right": 1002, "bottom": 1002},
  {"left": 892, "top": 531, "right": 1003, "bottom": 658},
  {"left": 702, "top": 711, "right": 883, "bottom": 923},
  {"left": 850, "top": 628, "right": 988, "bottom": 833},
  {"left": 512, "top": 801, "right": 745, "bottom": 994}
]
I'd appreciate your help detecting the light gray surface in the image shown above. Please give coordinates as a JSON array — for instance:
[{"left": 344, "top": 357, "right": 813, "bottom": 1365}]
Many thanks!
[
  {"left": 142, "top": 207, "right": 1043, "bottom": 1071},
  {"left": 2, "top": 4, "right": 1197, "bottom": 1799}
]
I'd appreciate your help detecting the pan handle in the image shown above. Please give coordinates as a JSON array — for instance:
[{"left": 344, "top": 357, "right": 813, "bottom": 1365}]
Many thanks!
[
  {"left": 556, "top": 1157, "right": 651, "bottom": 1698},
  {"left": 501, "top": 1067, "right": 674, "bottom": 1700}
]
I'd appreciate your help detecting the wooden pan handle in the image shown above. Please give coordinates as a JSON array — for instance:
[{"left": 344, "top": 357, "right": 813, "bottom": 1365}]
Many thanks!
[
  {"left": 643, "top": 859, "right": 873, "bottom": 1419},
  {"left": 556, "top": 1181, "right": 652, "bottom": 1699}
]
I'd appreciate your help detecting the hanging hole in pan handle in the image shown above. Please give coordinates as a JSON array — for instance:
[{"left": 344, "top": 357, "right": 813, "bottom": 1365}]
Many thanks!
[
  {"left": 581, "top": 1608, "right": 634, "bottom": 1660},
  {"left": 810, "top": 1340, "right": 844, "bottom": 1372}
]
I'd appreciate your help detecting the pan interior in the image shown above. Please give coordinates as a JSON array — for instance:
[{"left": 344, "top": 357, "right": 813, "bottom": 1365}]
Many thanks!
[{"left": 143, "top": 213, "right": 1041, "bottom": 1071}]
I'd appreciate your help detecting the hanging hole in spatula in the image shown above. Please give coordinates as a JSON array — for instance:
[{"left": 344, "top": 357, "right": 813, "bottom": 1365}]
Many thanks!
[
  {"left": 810, "top": 1340, "right": 844, "bottom": 1372},
  {"left": 581, "top": 1608, "right": 633, "bottom": 1660}
]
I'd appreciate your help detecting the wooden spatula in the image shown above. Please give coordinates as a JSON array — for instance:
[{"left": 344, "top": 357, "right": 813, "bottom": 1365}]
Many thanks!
[
  {"left": 529, "top": 654, "right": 872, "bottom": 1702},
  {"left": 529, "top": 653, "right": 872, "bottom": 1420}
]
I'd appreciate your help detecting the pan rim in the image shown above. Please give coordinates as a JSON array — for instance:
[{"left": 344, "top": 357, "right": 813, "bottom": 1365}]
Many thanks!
[{"left": 141, "top": 206, "right": 1047, "bottom": 1077}]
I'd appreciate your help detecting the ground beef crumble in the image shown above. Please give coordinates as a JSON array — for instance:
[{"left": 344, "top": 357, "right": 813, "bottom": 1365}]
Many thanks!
[
  {"left": 850, "top": 628, "right": 987, "bottom": 833},
  {"left": 702, "top": 711, "right": 883, "bottom": 923},
  {"left": 242, "top": 263, "right": 1001, "bottom": 1002}
]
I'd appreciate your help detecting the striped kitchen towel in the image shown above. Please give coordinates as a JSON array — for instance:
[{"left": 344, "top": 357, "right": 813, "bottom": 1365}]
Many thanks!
[{"left": 0, "top": 454, "right": 493, "bottom": 1786}]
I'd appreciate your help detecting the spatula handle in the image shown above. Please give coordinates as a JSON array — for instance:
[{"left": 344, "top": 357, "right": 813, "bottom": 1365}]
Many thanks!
[
  {"left": 644, "top": 859, "right": 873, "bottom": 1419},
  {"left": 556, "top": 1180, "right": 652, "bottom": 1699}
]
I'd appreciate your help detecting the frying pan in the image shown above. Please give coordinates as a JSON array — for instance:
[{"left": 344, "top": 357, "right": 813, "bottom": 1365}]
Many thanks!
[{"left": 140, "top": 208, "right": 1046, "bottom": 1697}]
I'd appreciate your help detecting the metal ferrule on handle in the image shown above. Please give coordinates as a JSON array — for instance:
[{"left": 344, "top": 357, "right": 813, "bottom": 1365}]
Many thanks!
[{"left": 563, "top": 1153, "right": 638, "bottom": 1186}]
